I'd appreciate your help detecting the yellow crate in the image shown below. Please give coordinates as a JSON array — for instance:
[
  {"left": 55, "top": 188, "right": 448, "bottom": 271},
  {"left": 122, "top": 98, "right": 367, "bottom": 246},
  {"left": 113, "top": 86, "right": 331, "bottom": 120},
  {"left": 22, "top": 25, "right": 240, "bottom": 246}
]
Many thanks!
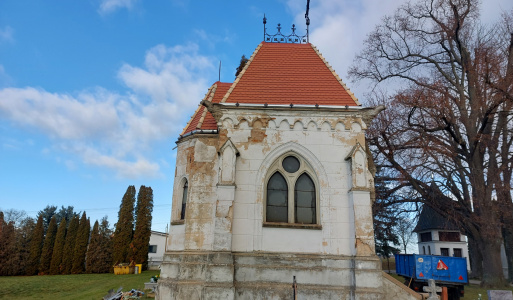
[{"left": 114, "top": 266, "right": 130, "bottom": 275}]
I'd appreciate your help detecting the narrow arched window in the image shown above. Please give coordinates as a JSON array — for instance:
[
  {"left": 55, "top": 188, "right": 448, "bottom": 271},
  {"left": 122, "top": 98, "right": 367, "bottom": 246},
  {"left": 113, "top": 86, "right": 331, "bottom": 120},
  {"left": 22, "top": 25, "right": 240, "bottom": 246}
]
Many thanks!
[
  {"left": 266, "top": 172, "right": 288, "bottom": 222},
  {"left": 423, "top": 246, "right": 426, "bottom": 254},
  {"left": 295, "top": 173, "right": 316, "bottom": 224},
  {"left": 428, "top": 245, "right": 431, "bottom": 255},
  {"left": 180, "top": 180, "right": 188, "bottom": 220}
]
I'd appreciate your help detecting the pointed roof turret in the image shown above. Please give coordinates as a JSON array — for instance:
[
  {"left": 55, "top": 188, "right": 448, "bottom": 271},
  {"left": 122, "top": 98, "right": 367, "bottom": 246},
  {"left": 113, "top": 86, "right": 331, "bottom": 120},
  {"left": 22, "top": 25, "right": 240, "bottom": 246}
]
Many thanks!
[{"left": 413, "top": 181, "right": 459, "bottom": 232}]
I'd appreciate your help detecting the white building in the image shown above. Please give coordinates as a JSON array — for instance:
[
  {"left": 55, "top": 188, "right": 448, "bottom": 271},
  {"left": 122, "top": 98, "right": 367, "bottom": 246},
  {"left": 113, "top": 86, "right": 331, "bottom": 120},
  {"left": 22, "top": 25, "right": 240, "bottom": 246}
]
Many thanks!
[
  {"left": 157, "top": 28, "right": 419, "bottom": 299},
  {"left": 148, "top": 230, "right": 167, "bottom": 270},
  {"left": 414, "top": 205, "right": 470, "bottom": 270}
]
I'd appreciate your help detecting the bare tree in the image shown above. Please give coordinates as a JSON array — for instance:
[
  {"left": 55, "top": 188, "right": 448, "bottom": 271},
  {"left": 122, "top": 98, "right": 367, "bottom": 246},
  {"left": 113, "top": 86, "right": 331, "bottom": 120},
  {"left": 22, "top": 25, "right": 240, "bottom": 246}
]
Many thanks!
[
  {"left": 350, "top": 0, "right": 512, "bottom": 287},
  {"left": 396, "top": 217, "right": 415, "bottom": 254}
]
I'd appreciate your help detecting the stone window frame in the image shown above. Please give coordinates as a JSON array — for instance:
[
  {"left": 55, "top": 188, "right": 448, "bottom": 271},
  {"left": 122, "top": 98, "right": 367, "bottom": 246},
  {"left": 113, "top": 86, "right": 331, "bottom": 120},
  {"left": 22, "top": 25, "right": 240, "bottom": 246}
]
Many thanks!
[
  {"left": 171, "top": 177, "right": 188, "bottom": 225},
  {"left": 263, "top": 152, "right": 321, "bottom": 229}
]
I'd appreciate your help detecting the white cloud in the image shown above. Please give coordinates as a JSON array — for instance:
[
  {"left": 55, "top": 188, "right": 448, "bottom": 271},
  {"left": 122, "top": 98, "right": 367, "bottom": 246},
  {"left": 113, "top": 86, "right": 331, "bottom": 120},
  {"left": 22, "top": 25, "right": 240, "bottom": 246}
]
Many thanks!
[
  {"left": 0, "top": 26, "right": 14, "bottom": 43},
  {"left": 0, "top": 43, "right": 215, "bottom": 178},
  {"left": 0, "top": 65, "right": 13, "bottom": 87},
  {"left": 287, "top": 0, "right": 401, "bottom": 101},
  {"left": 98, "top": 0, "right": 138, "bottom": 15},
  {"left": 287, "top": 0, "right": 512, "bottom": 102}
]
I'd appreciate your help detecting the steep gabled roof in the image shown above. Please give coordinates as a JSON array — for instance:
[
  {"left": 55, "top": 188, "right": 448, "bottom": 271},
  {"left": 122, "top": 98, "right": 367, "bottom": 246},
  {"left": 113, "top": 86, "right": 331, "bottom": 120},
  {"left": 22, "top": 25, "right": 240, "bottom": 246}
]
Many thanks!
[
  {"left": 413, "top": 205, "right": 460, "bottom": 232},
  {"left": 181, "top": 42, "right": 360, "bottom": 137}
]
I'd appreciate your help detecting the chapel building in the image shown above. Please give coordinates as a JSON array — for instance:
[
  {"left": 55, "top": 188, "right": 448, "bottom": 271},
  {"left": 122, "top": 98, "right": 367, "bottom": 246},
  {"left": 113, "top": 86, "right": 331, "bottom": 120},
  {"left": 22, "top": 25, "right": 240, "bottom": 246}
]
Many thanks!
[{"left": 157, "top": 36, "right": 419, "bottom": 299}]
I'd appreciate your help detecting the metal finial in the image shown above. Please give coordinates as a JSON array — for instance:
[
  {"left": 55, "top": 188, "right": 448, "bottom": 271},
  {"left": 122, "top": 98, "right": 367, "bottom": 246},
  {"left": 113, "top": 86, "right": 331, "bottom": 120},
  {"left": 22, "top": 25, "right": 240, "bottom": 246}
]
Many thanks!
[
  {"left": 305, "top": 0, "right": 310, "bottom": 42},
  {"left": 263, "top": 14, "right": 267, "bottom": 41},
  {"left": 263, "top": 17, "right": 308, "bottom": 44}
]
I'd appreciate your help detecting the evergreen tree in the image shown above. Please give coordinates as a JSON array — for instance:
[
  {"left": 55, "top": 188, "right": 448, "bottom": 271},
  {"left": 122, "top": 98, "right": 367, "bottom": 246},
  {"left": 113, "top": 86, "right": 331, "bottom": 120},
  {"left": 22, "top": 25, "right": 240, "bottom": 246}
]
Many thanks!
[
  {"left": 49, "top": 218, "right": 67, "bottom": 275},
  {"left": 235, "top": 55, "right": 249, "bottom": 77},
  {"left": 37, "top": 205, "right": 57, "bottom": 233},
  {"left": 26, "top": 215, "right": 44, "bottom": 275},
  {"left": 39, "top": 215, "right": 58, "bottom": 274},
  {"left": 98, "top": 217, "right": 113, "bottom": 272},
  {"left": 71, "top": 212, "right": 90, "bottom": 274},
  {"left": 86, "top": 218, "right": 113, "bottom": 273},
  {"left": 55, "top": 206, "right": 77, "bottom": 224},
  {"left": 0, "top": 214, "right": 17, "bottom": 275},
  {"left": 13, "top": 216, "right": 36, "bottom": 275},
  {"left": 86, "top": 220, "right": 100, "bottom": 273},
  {"left": 61, "top": 214, "right": 79, "bottom": 274},
  {"left": 0, "top": 211, "right": 4, "bottom": 236},
  {"left": 112, "top": 185, "right": 136, "bottom": 265},
  {"left": 131, "top": 186, "right": 154, "bottom": 270}
]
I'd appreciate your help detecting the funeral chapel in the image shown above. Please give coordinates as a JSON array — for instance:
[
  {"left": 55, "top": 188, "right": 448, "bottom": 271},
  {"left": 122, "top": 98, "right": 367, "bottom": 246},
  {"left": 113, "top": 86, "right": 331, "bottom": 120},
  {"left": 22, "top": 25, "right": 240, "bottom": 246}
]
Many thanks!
[{"left": 157, "top": 19, "right": 418, "bottom": 300}]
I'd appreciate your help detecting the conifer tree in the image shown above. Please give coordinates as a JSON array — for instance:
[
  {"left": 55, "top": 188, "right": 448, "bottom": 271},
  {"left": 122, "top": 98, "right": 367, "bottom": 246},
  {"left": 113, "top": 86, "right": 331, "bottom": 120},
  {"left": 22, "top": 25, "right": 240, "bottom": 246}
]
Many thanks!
[
  {"left": 39, "top": 215, "right": 58, "bottom": 274},
  {"left": 61, "top": 214, "right": 79, "bottom": 274},
  {"left": 0, "top": 211, "right": 4, "bottom": 238},
  {"left": 49, "top": 218, "right": 67, "bottom": 275},
  {"left": 86, "top": 220, "right": 100, "bottom": 273},
  {"left": 3, "top": 222, "right": 17, "bottom": 275},
  {"left": 71, "top": 212, "right": 90, "bottom": 274},
  {"left": 26, "top": 215, "right": 44, "bottom": 275},
  {"left": 235, "top": 55, "right": 249, "bottom": 77},
  {"left": 98, "top": 217, "right": 113, "bottom": 272},
  {"left": 12, "top": 216, "right": 35, "bottom": 275},
  {"left": 86, "top": 219, "right": 112, "bottom": 273},
  {"left": 113, "top": 185, "right": 136, "bottom": 265},
  {"left": 0, "top": 215, "right": 17, "bottom": 275},
  {"left": 37, "top": 205, "right": 57, "bottom": 233},
  {"left": 131, "top": 185, "right": 154, "bottom": 270},
  {"left": 0, "top": 212, "right": 6, "bottom": 274}
]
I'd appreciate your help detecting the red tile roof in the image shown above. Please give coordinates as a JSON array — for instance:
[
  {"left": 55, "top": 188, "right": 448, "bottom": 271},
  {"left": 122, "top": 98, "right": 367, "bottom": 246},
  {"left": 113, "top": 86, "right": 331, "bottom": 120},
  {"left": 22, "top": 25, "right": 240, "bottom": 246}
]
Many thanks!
[
  {"left": 222, "top": 42, "right": 359, "bottom": 106},
  {"left": 181, "top": 82, "right": 231, "bottom": 135},
  {"left": 181, "top": 42, "right": 359, "bottom": 136}
]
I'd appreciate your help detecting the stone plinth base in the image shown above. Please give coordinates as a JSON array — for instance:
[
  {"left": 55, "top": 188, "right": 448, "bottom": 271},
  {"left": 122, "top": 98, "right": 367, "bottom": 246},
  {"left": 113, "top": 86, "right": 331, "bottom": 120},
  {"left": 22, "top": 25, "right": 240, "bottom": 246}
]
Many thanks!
[{"left": 157, "top": 251, "right": 392, "bottom": 299}]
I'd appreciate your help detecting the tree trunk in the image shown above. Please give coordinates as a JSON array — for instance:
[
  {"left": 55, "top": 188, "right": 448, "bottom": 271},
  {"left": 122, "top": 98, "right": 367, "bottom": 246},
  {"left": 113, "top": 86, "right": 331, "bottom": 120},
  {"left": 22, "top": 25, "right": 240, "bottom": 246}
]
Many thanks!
[
  {"left": 503, "top": 227, "right": 513, "bottom": 283},
  {"left": 468, "top": 236, "right": 483, "bottom": 279},
  {"left": 479, "top": 225, "right": 507, "bottom": 287}
]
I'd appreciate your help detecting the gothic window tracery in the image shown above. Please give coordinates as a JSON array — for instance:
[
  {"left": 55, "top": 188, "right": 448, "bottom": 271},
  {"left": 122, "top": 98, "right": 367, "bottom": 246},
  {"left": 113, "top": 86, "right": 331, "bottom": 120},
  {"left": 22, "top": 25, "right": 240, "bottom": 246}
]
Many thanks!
[{"left": 265, "top": 153, "right": 318, "bottom": 225}]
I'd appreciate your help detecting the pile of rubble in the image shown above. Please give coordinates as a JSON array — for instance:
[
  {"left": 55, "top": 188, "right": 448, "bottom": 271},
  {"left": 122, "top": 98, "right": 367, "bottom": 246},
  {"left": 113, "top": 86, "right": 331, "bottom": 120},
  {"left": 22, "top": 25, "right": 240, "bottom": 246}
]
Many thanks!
[{"left": 103, "top": 287, "right": 145, "bottom": 300}]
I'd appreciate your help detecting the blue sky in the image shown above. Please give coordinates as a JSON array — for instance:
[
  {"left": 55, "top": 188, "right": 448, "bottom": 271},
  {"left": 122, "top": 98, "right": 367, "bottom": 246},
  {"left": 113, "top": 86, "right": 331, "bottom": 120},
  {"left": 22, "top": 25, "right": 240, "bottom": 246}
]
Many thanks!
[{"left": 1, "top": 0, "right": 511, "bottom": 233}]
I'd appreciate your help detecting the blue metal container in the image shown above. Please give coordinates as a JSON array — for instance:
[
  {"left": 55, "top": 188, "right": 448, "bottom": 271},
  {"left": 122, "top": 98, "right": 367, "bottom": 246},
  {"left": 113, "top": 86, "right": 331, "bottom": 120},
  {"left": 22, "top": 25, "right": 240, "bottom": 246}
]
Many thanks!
[{"left": 395, "top": 253, "right": 468, "bottom": 285}]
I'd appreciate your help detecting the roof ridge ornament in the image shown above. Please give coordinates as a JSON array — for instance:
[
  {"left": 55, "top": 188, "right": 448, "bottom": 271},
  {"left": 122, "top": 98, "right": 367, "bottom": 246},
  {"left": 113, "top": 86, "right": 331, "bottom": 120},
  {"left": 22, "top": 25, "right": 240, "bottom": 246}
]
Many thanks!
[{"left": 263, "top": 14, "right": 309, "bottom": 44}]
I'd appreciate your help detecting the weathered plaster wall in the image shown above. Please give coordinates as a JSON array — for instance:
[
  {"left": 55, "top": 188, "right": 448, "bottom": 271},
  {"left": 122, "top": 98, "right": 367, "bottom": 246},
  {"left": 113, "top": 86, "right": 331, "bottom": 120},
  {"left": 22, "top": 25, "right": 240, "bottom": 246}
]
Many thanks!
[
  {"left": 382, "top": 272, "right": 422, "bottom": 300},
  {"left": 168, "top": 136, "right": 220, "bottom": 251},
  {"left": 159, "top": 106, "right": 401, "bottom": 299},
  {"left": 217, "top": 107, "right": 374, "bottom": 256}
]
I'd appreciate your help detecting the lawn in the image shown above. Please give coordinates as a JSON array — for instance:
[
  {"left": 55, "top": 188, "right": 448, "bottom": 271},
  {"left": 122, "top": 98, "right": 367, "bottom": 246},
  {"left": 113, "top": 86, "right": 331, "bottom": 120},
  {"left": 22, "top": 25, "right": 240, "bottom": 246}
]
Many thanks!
[
  {"left": 0, "top": 270, "right": 160, "bottom": 300},
  {"left": 389, "top": 273, "right": 513, "bottom": 300}
]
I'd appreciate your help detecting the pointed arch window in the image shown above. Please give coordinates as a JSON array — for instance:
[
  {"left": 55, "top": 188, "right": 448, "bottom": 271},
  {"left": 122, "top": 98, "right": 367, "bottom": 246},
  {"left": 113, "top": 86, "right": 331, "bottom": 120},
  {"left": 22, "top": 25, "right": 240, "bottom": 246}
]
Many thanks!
[
  {"left": 266, "top": 173, "right": 288, "bottom": 222},
  {"left": 265, "top": 153, "right": 319, "bottom": 225},
  {"left": 295, "top": 173, "right": 316, "bottom": 224},
  {"left": 180, "top": 180, "right": 188, "bottom": 220}
]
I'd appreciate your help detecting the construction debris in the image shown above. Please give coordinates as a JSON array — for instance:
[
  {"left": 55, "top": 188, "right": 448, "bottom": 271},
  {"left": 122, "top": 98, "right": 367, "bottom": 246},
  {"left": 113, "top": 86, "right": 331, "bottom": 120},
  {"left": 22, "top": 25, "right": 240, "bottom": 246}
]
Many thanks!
[{"left": 103, "top": 287, "right": 145, "bottom": 300}]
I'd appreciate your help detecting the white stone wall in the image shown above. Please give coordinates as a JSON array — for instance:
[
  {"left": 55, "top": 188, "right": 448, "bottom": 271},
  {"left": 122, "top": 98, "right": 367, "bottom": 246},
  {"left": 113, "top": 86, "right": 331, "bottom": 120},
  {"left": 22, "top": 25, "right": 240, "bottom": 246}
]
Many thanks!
[
  {"left": 159, "top": 105, "right": 411, "bottom": 299},
  {"left": 219, "top": 107, "right": 373, "bottom": 256},
  {"left": 148, "top": 231, "right": 167, "bottom": 268},
  {"left": 166, "top": 106, "right": 377, "bottom": 257}
]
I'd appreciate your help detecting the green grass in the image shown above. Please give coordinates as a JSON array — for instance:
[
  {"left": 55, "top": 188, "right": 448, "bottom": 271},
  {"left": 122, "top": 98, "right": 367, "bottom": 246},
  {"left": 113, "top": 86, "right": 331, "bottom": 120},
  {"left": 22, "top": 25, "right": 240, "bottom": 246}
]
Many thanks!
[
  {"left": 0, "top": 270, "right": 160, "bottom": 300},
  {"left": 390, "top": 273, "right": 513, "bottom": 300},
  {"left": 462, "top": 284, "right": 513, "bottom": 300}
]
